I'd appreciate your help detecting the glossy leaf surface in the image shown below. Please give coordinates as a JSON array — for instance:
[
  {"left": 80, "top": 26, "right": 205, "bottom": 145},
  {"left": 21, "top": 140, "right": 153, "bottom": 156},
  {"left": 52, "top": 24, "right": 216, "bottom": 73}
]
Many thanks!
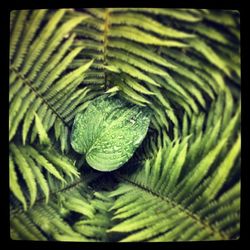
[{"left": 71, "top": 95, "right": 151, "bottom": 171}]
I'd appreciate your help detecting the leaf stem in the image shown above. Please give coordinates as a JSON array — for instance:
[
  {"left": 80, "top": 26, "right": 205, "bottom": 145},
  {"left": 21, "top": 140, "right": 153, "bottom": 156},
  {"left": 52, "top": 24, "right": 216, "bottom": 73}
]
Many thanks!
[
  {"left": 103, "top": 8, "right": 110, "bottom": 90},
  {"left": 115, "top": 173, "right": 229, "bottom": 240},
  {"left": 10, "top": 65, "right": 70, "bottom": 128}
]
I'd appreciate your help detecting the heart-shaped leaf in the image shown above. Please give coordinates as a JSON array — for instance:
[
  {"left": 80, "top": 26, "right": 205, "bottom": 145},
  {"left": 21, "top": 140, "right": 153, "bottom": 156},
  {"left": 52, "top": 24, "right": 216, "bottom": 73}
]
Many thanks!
[{"left": 71, "top": 94, "right": 151, "bottom": 171}]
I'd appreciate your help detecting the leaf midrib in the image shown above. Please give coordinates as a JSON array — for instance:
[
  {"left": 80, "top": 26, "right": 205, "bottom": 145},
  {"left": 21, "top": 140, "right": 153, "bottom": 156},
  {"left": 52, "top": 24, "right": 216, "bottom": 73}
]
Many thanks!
[
  {"left": 114, "top": 173, "right": 229, "bottom": 240},
  {"left": 10, "top": 65, "right": 70, "bottom": 128},
  {"left": 86, "top": 105, "right": 138, "bottom": 157}
]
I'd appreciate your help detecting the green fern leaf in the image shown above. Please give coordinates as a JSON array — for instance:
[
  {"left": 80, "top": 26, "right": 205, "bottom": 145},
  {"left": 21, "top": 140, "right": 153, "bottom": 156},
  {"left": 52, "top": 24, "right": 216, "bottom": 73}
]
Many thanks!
[
  {"left": 24, "top": 146, "right": 66, "bottom": 183},
  {"left": 10, "top": 8, "right": 240, "bottom": 242},
  {"left": 109, "top": 26, "right": 189, "bottom": 47},
  {"left": 10, "top": 155, "right": 27, "bottom": 211},
  {"left": 10, "top": 144, "right": 37, "bottom": 207},
  {"left": 34, "top": 113, "right": 51, "bottom": 147},
  {"left": 203, "top": 133, "right": 241, "bottom": 201}
]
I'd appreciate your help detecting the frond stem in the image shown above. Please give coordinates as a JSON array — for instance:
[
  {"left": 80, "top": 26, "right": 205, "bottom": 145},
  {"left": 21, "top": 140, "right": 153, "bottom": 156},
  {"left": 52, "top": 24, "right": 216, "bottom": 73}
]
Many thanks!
[
  {"left": 10, "top": 177, "right": 87, "bottom": 216},
  {"left": 114, "top": 173, "right": 229, "bottom": 240},
  {"left": 103, "top": 8, "right": 110, "bottom": 90},
  {"left": 10, "top": 65, "right": 70, "bottom": 128}
]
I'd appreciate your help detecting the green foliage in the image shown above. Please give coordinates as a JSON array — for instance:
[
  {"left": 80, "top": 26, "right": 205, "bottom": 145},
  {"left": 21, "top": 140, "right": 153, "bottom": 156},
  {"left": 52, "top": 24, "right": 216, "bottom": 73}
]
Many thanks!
[
  {"left": 10, "top": 8, "right": 240, "bottom": 242},
  {"left": 71, "top": 94, "right": 151, "bottom": 171},
  {"left": 10, "top": 177, "right": 114, "bottom": 241},
  {"left": 9, "top": 9, "right": 95, "bottom": 149},
  {"left": 10, "top": 142, "right": 80, "bottom": 210}
]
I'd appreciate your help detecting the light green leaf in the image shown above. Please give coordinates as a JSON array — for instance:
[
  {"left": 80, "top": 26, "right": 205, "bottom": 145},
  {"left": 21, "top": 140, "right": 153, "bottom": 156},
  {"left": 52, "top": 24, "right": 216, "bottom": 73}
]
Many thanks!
[
  {"left": 109, "top": 26, "right": 188, "bottom": 47},
  {"left": 10, "top": 144, "right": 37, "bottom": 207},
  {"left": 34, "top": 113, "right": 51, "bottom": 146},
  {"left": 25, "top": 146, "right": 66, "bottom": 183},
  {"left": 71, "top": 95, "right": 151, "bottom": 171},
  {"left": 9, "top": 155, "right": 27, "bottom": 211},
  {"left": 203, "top": 133, "right": 241, "bottom": 201}
]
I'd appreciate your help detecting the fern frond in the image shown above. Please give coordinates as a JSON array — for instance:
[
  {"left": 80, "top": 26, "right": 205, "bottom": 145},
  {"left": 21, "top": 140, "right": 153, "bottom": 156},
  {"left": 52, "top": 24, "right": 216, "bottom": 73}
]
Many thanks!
[
  {"left": 108, "top": 40, "right": 176, "bottom": 69},
  {"left": 10, "top": 8, "right": 240, "bottom": 242},
  {"left": 10, "top": 143, "right": 81, "bottom": 208},
  {"left": 11, "top": 178, "right": 114, "bottom": 241},
  {"left": 10, "top": 10, "right": 29, "bottom": 61},
  {"left": 10, "top": 143, "right": 37, "bottom": 208},
  {"left": 109, "top": 12, "right": 194, "bottom": 39},
  {"left": 174, "top": 136, "right": 228, "bottom": 200},
  {"left": 10, "top": 154, "right": 27, "bottom": 211},
  {"left": 108, "top": 49, "right": 169, "bottom": 76},
  {"left": 110, "top": 8, "right": 203, "bottom": 22},
  {"left": 12, "top": 10, "right": 47, "bottom": 69},
  {"left": 190, "top": 39, "right": 231, "bottom": 77},
  {"left": 19, "top": 147, "right": 50, "bottom": 204},
  {"left": 21, "top": 9, "right": 67, "bottom": 76},
  {"left": 34, "top": 113, "right": 51, "bottom": 147},
  {"left": 109, "top": 26, "right": 189, "bottom": 47},
  {"left": 28, "top": 16, "right": 88, "bottom": 82},
  {"left": 42, "top": 150, "right": 80, "bottom": 180},
  {"left": 11, "top": 215, "right": 45, "bottom": 240},
  {"left": 110, "top": 86, "right": 240, "bottom": 241},
  {"left": 73, "top": 8, "right": 239, "bottom": 133},
  {"left": 10, "top": 9, "right": 95, "bottom": 151},
  {"left": 38, "top": 46, "right": 85, "bottom": 92},
  {"left": 201, "top": 133, "right": 241, "bottom": 201},
  {"left": 25, "top": 146, "right": 65, "bottom": 183}
]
